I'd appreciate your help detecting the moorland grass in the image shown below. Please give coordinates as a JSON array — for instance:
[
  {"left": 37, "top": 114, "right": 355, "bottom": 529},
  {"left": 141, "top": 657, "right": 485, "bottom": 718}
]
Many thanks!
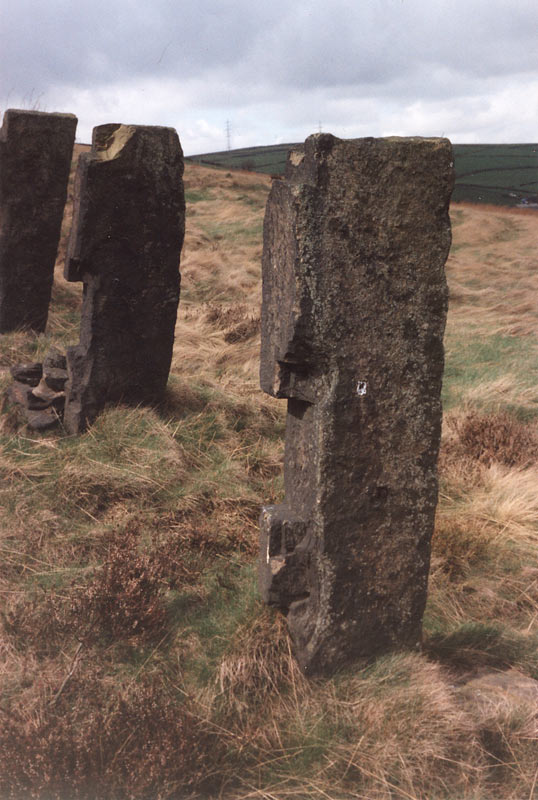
[{"left": 0, "top": 165, "right": 537, "bottom": 799}]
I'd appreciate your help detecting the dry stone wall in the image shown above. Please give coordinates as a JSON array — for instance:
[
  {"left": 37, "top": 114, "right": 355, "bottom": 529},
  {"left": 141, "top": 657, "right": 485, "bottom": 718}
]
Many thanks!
[{"left": 259, "top": 134, "right": 454, "bottom": 675}]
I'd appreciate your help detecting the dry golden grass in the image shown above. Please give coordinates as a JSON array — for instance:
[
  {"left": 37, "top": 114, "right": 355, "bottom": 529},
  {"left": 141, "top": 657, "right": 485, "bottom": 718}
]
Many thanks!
[
  {"left": 448, "top": 203, "right": 538, "bottom": 337},
  {"left": 0, "top": 161, "right": 537, "bottom": 798},
  {"left": 175, "top": 165, "right": 269, "bottom": 388}
]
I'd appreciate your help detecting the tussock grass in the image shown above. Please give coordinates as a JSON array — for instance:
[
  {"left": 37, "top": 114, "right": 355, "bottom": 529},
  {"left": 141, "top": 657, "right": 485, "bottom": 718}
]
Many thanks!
[
  {"left": 0, "top": 174, "right": 537, "bottom": 798},
  {"left": 442, "top": 333, "right": 538, "bottom": 416},
  {"left": 208, "top": 644, "right": 486, "bottom": 799},
  {"left": 447, "top": 203, "right": 538, "bottom": 338}
]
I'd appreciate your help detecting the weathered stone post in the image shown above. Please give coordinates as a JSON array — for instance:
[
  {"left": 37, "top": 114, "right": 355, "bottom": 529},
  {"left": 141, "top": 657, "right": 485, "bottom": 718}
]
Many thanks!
[
  {"left": 63, "top": 123, "right": 185, "bottom": 434},
  {"left": 259, "top": 134, "right": 454, "bottom": 675},
  {"left": 0, "top": 109, "right": 77, "bottom": 332}
]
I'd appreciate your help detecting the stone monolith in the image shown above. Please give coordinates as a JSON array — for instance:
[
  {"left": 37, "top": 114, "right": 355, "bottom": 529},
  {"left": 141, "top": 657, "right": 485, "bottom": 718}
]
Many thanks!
[
  {"left": 63, "top": 123, "right": 185, "bottom": 434},
  {"left": 259, "top": 134, "right": 454, "bottom": 676},
  {"left": 0, "top": 109, "right": 77, "bottom": 332}
]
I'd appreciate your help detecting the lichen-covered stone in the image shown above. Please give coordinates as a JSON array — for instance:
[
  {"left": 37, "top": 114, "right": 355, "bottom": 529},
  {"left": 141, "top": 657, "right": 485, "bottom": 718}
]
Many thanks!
[
  {"left": 63, "top": 123, "right": 185, "bottom": 434},
  {"left": 259, "top": 134, "right": 454, "bottom": 676},
  {"left": 0, "top": 109, "right": 77, "bottom": 332}
]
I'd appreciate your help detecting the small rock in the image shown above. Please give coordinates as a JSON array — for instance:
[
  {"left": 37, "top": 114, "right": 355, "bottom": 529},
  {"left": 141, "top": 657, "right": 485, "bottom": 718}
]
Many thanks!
[
  {"left": 43, "top": 347, "right": 67, "bottom": 372},
  {"left": 27, "top": 392, "right": 54, "bottom": 411},
  {"left": 28, "top": 382, "right": 65, "bottom": 410},
  {"left": 6, "top": 380, "right": 61, "bottom": 430},
  {"left": 42, "top": 367, "right": 68, "bottom": 392},
  {"left": 26, "top": 407, "right": 60, "bottom": 431},
  {"left": 41, "top": 348, "right": 68, "bottom": 391},
  {"left": 9, "top": 362, "right": 43, "bottom": 386},
  {"left": 8, "top": 380, "right": 34, "bottom": 406},
  {"left": 460, "top": 668, "right": 538, "bottom": 711}
]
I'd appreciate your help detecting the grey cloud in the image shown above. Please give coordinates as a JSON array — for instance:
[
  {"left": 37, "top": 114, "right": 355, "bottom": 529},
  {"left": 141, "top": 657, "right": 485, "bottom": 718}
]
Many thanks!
[
  {"left": 4, "top": 0, "right": 538, "bottom": 102},
  {"left": 2, "top": 0, "right": 285, "bottom": 96},
  {"left": 236, "top": 0, "right": 538, "bottom": 93},
  {"left": 2, "top": 0, "right": 537, "bottom": 149}
]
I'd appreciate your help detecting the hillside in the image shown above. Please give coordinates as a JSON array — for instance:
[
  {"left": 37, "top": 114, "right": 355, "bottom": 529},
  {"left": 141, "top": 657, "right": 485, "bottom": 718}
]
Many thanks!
[
  {"left": 187, "top": 141, "right": 538, "bottom": 208},
  {"left": 0, "top": 161, "right": 537, "bottom": 799}
]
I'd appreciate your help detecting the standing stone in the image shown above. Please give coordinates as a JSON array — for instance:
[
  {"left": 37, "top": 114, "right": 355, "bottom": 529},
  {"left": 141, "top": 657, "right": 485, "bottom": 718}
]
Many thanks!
[
  {"left": 0, "top": 109, "right": 77, "bottom": 332},
  {"left": 259, "top": 134, "right": 454, "bottom": 676},
  {"left": 63, "top": 123, "right": 185, "bottom": 434}
]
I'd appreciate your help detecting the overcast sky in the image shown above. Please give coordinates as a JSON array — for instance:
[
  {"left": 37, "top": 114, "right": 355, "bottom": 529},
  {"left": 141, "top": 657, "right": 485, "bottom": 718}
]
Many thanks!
[{"left": 2, "top": 0, "right": 538, "bottom": 155}]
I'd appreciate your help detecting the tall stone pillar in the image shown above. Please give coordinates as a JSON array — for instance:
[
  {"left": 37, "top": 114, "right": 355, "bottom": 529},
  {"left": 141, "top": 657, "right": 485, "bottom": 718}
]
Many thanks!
[
  {"left": 0, "top": 109, "right": 77, "bottom": 332},
  {"left": 259, "top": 134, "right": 454, "bottom": 676},
  {"left": 63, "top": 123, "right": 185, "bottom": 434}
]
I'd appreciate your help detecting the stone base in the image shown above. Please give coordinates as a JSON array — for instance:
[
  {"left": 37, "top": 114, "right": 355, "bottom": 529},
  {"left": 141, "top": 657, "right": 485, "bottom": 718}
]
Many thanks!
[{"left": 6, "top": 349, "right": 68, "bottom": 431}]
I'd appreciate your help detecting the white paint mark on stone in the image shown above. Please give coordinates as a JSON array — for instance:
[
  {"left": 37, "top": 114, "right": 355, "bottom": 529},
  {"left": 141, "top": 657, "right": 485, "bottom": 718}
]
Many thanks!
[{"left": 356, "top": 380, "right": 367, "bottom": 397}]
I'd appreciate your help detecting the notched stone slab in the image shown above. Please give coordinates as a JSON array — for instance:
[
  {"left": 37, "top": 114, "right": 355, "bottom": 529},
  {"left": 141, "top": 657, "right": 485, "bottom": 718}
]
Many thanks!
[
  {"left": 259, "top": 134, "right": 454, "bottom": 675},
  {"left": 0, "top": 109, "right": 77, "bottom": 332},
  {"left": 63, "top": 122, "right": 186, "bottom": 434}
]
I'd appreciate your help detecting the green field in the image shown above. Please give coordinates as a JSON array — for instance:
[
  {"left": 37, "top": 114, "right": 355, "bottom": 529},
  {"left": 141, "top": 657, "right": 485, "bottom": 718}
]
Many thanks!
[
  {"left": 186, "top": 142, "right": 296, "bottom": 175},
  {"left": 186, "top": 142, "right": 538, "bottom": 208}
]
